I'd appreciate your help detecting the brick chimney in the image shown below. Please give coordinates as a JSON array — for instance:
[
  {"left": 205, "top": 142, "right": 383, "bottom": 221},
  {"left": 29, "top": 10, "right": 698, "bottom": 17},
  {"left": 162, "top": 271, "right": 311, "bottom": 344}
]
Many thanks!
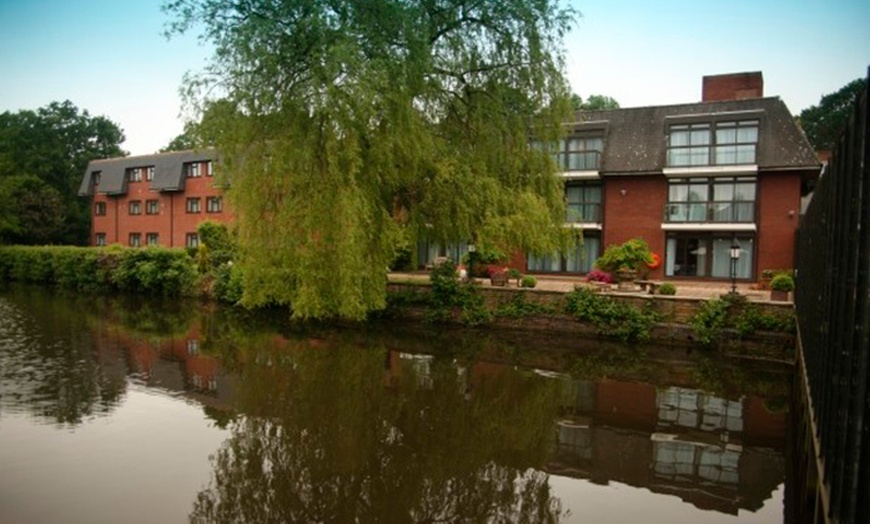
[{"left": 702, "top": 72, "right": 764, "bottom": 102}]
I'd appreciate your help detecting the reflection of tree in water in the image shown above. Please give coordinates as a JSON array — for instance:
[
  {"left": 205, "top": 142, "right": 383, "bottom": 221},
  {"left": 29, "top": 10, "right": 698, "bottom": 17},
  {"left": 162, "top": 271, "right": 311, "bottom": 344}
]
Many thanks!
[
  {"left": 191, "top": 344, "right": 563, "bottom": 522},
  {"left": 0, "top": 288, "right": 127, "bottom": 425}
]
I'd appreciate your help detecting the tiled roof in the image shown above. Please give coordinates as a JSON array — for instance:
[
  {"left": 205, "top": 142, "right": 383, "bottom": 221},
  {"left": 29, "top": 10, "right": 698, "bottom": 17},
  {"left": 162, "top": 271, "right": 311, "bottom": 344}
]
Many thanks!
[
  {"left": 574, "top": 97, "right": 819, "bottom": 173},
  {"left": 78, "top": 149, "right": 216, "bottom": 196}
]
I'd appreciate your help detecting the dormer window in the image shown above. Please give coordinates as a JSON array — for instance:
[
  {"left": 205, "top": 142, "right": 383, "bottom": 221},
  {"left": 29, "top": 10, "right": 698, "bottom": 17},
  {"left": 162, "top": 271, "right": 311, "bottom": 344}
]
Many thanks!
[
  {"left": 668, "top": 120, "right": 758, "bottom": 167},
  {"left": 532, "top": 134, "right": 604, "bottom": 172},
  {"left": 146, "top": 166, "right": 155, "bottom": 181},
  {"left": 185, "top": 162, "right": 202, "bottom": 178},
  {"left": 127, "top": 167, "right": 142, "bottom": 182},
  {"left": 564, "top": 136, "right": 603, "bottom": 171}
]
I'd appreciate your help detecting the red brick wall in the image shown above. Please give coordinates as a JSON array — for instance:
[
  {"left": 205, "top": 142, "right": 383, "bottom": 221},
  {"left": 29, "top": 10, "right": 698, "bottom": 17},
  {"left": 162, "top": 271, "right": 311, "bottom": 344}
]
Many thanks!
[
  {"left": 756, "top": 171, "right": 802, "bottom": 276},
  {"left": 602, "top": 175, "right": 667, "bottom": 279},
  {"left": 702, "top": 72, "right": 763, "bottom": 102},
  {"left": 89, "top": 161, "right": 232, "bottom": 247}
]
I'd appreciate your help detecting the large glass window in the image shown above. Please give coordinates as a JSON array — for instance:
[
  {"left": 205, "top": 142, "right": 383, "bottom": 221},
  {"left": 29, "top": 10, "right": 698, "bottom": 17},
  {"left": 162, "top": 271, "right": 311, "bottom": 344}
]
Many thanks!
[
  {"left": 667, "top": 120, "right": 758, "bottom": 167},
  {"left": 533, "top": 135, "right": 604, "bottom": 171},
  {"left": 566, "top": 182, "right": 602, "bottom": 223},
  {"left": 527, "top": 236, "right": 600, "bottom": 274},
  {"left": 666, "top": 177, "right": 756, "bottom": 223},
  {"left": 665, "top": 234, "right": 754, "bottom": 279}
]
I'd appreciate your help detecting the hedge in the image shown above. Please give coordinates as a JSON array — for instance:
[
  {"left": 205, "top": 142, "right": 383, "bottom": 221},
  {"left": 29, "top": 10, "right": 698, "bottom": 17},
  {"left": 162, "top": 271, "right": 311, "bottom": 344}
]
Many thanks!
[{"left": 0, "top": 245, "right": 199, "bottom": 297}]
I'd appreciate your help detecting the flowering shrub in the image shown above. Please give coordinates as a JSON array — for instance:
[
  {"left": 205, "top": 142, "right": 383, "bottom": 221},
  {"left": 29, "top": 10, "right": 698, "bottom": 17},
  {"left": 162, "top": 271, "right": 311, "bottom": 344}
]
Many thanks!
[
  {"left": 486, "top": 265, "right": 508, "bottom": 278},
  {"left": 585, "top": 269, "right": 614, "bottom": 284}
]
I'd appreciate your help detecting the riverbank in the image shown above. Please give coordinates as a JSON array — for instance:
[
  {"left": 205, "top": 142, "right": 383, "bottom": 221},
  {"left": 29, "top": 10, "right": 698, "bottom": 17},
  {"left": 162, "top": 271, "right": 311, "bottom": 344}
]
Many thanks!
[{"left": 384, "top": 273, "right": 795, "bottom": 364}]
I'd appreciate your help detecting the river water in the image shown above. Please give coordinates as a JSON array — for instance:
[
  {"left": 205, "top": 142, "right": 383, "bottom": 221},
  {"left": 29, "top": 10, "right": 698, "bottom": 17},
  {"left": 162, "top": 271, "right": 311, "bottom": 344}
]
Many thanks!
[{"left": 0, "top": 286, "right": 790, "bottom": 523}]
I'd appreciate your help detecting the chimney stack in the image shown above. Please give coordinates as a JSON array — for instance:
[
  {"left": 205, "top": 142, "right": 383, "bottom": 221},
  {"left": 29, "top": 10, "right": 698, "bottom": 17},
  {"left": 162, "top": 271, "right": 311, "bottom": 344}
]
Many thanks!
[{"left": 702, "top": 72, "right": 764, "bottom": 102}]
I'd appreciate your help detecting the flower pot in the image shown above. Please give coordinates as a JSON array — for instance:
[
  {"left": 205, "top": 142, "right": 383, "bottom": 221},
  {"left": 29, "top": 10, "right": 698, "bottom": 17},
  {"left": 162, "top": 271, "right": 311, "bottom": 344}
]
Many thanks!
[
  {"left": 490, "top": 272, "right": 508, "bottom": 287},
  {"left": 770, "top": 289, "right": 790, "bottom": 302},
  {"left": 615, "top": 269, "right": 637, "bottom": 291}
]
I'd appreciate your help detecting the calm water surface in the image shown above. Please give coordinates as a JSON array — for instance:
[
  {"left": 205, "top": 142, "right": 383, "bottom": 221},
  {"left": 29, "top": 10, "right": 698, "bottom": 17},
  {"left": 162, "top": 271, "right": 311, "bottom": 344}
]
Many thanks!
[{"left": 0, "top": 286, "right": 790, "bottom": 523}]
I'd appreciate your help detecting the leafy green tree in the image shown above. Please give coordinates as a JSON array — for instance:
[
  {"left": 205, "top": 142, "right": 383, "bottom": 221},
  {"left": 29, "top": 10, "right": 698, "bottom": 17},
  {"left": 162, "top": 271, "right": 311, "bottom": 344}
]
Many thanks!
[
  {"left": 798, "top": 78, "right": 867, "bottom": 151},
  {"left": 165, "top": 0, "right": 577, "bottom": 319},
  {"left": 571, "top": 93, "right": 620, "bottom": 111},
  {"left": 0, "top": 100, "right": 126, "bottom": 244},
  {"left": 0, "top": 175, "right": 67, "bottom": 245}
]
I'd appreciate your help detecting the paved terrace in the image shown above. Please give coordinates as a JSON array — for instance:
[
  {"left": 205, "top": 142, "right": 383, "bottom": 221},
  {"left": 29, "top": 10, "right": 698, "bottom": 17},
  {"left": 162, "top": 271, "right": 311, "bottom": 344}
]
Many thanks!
[{"left": 388, "top": 272, "right": 785, "bottom": 303}]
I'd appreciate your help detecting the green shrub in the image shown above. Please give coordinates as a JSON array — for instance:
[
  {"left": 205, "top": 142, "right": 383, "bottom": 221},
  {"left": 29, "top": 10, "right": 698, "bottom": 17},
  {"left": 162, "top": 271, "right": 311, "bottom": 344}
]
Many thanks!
[
  {"left": 564, "top": 288, "right": 659, "bottom": 343},
  {"left": 658, "top": 282, "right": 676, "bottom": 295},
  {"left": 520, "top": 275, "right": 537, "bottom": 288},
  {"left": 111, "top": 247, "right": 199, "bottom": 296},
  {"left": 214, "top": 263, "right": 245, "bottom": 303},
  {"left": 594, "top": 238, "right": 654, "bottom": 273},
  {"left": 689, "top": 299, "right": 731, "bottom": 346},
  {"left": 197, "top": 221, "right": 236, "bottom": 268},
  {"left": 427, "top": 259, "right": 491, "bottom": 325},
  {"left": 770, "top": 273, "right": 795, "bottom": 292},
  {"left": 496, "top": 293, "right": 556, "bottom": 318}
]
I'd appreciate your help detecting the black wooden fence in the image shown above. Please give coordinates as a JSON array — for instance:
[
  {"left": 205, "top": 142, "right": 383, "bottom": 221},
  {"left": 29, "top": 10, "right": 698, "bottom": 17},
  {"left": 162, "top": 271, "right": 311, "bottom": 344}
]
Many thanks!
[{"left": 794, "top": 67, "right": 870, "bottom": 523}]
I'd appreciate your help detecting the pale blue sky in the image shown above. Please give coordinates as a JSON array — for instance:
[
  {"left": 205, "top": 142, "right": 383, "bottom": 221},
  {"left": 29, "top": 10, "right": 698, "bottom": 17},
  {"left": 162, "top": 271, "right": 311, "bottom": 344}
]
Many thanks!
[{"left": 1, "top": 0, "right": 867, "bottom": 155}]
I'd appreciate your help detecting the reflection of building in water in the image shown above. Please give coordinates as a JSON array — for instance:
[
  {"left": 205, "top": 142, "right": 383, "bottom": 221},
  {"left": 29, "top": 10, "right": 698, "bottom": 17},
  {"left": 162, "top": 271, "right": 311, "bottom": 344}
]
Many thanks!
[
  {"left": 549, "top": 378, "right": 785, "bottom": 516},
  {"left": 383, "top": 357, "right": 786, "bottom": 516},
  {"left": 94, "top": 323, "right": 234, "bottom": 406}
]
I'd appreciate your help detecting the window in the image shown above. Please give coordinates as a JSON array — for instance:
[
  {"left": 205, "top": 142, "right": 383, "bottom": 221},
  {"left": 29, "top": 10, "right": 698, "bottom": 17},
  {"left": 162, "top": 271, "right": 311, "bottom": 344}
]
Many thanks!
[
  {"left": 533, "top": 134, "right": 604, "bottom": 171},
  {"left": 129, "top": 200, "right": 141, "bottom": 215},
  {"left": 526, "top": 235, "right": 600, "bottom": 274},
  {"left": 94, "top": 202, "right": 106, "bottom": 216},
  {"left": 95, "top": 233, "right": 106, "bottom": 246},
  {"left": 667, "top": 120, "right": 758, "bottom": 167},
  {"left": 186, "top": 233, "right": 199, "bottom": 248},
  {"left": 93, "top": 172, "right": 101, "bottom": 186},
  {"left": 205, "top": 161, "right": 214, "bottom": 177},
  {"left": 128, "top": 168, "right": 142, "bottom": 182},
  {"left": 129, "top": 233, "right": 141, "bottom": 247},
  {"left": 665, "top": 234, "right": 754, "bottom": 279},
  {"left": 145, "top": 199, "right": 159, "bottom": 215},
  {"left": 564, "top": 136, "right": 604, "bottom": 171},
  {"left": 146, "top": 166, "right": 155, "bottom": 181},
  {"left": 206, "top": 196, "right": 222, "bottom": 213},
  {"left": 566, "top": 182, "right": 602, "bottom": 223},
  {"left": 186, "top": 197, "right": 201, "bottom": 213},
  {"left": 146, "top": 233, "right": 159, "bottom": 246},
  {"left": 185, "top": 162, "right": 201, "bottom": 178},
  {"left": 665, "top": 177, "right": 756, "bottom": 223}
]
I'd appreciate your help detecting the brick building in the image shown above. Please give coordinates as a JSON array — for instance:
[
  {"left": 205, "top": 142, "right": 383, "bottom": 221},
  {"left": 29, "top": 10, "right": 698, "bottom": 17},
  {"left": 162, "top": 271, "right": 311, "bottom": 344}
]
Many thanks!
[
  {"left": 78, "top": 149, "right": 228, "bottom": 248},
  {"left": 81, "top": 73, "right": 819, "bottom": 283},
  {"left": 422, "top": 72, "right": 820, "bottom": 282}
]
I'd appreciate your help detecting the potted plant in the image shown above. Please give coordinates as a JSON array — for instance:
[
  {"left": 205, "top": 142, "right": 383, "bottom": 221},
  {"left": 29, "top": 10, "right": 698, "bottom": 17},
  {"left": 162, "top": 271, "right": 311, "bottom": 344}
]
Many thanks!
[
  {"left": 488, "top": 265, "right": 509, "bottom": 287},
  {"left": 769, "top": 273, "right": 794, "bottom": 301},
  {"left": 593, "top": 238, "right": 654, "bottom": 291}
]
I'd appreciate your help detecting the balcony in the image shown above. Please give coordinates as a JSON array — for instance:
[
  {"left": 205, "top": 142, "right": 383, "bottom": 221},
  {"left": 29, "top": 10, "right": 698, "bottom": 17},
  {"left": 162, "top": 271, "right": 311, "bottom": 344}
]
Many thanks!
[
  {"left": 555, "top": 151, "right": 600, "bottom": 172},
  {"left": 664, "top": 201, "right": 755, "bottom": 223}
]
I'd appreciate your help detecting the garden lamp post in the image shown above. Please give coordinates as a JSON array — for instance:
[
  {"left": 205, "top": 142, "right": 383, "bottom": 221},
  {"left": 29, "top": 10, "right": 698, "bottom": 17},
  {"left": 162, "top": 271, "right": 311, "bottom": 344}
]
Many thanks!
[{"left": 729, "top": 239, "right": 741, "bottom": 295}]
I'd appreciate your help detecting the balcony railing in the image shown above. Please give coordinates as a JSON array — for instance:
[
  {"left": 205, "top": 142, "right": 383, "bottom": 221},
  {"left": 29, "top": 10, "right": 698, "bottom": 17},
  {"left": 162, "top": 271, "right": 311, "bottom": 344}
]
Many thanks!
[
  {"left": 554, "top": 151, "right": 601, "bottom": 171},
  {"left": 567, "top": 203, "right": 602, "bottom": 223},
  {"left": 664, "top": 201, "right": 755, "bottom": 223}
]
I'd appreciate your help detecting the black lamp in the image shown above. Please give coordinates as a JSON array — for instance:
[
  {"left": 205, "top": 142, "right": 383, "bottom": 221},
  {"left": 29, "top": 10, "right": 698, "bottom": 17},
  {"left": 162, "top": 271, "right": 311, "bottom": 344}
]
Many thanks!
[{"left": 729, "top": 239, "right": 741, "bottom": 295}]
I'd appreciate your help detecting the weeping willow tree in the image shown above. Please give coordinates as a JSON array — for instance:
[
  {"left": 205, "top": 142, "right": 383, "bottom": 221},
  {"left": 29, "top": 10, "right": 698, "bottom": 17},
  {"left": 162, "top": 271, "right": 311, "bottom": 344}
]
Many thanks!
[{"left": 164, "top": 0, "right": 577, "bottom": 319}]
